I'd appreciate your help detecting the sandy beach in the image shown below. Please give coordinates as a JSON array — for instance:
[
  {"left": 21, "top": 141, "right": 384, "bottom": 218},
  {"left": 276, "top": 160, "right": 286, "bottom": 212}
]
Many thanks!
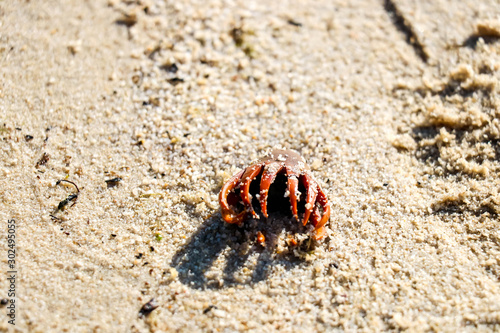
[{"left": 1, "top": 0, "right": 500, "bottom": 331}]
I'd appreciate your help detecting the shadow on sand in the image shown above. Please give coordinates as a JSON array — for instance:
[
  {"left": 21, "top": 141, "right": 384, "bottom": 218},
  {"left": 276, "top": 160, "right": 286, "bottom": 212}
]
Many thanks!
[{"left": 170, "top": 214, "right": 309, "bottom": 289}]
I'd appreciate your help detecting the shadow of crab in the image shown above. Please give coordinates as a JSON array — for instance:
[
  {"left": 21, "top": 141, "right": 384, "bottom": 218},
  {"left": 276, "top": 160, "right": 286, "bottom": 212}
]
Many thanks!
[{"left": 170, "top": 211, "right": 318, "bottom": 290}]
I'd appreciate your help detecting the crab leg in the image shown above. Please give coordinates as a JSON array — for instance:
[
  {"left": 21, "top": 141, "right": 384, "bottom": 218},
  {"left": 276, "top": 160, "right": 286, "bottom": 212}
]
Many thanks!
[
  {"left": 238, "top": 164, "right": 263, "bottom": 218},
  {"left": 219, "top": 169, "right": 246, "bottom": 224},
  {"left": 310, "top": 206, "right": 321, "bottom": 227},
  {"left": 259, "top": 163, "right": 284, "bottom": 218},
  {"left": 315, "top": 189, "right": 331, "bottom": 230},
  {"left": 310, "top": 207, "right": 326, "bottom": 240},
  {"left": 301, "top": 174, "right": 318, "bottom": 226},
  {"left": 286, "top": 167, "right": 300, "bottom": 220},
  {"left": 313, "top": 226, "right": 326, "bottom": 240},
  {"left": 309, "top": 188, "right": 330, "bottom": 240}
]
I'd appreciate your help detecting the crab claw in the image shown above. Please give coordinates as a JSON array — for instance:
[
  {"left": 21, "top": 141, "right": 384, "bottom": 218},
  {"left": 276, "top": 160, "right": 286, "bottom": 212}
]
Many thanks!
[
  {"left": 238, "top": 164, "right": 263, "bottom": 218},
  {"left": 219, "top": 170, "right": 247, "bottom": 225},
  {"left": 259, "top": 163, "right": 284, "bottom": 218}
]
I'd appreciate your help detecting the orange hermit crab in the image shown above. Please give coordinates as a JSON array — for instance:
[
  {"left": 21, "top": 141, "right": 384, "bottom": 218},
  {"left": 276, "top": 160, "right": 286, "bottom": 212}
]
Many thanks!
[{"left": 219, "top": 149, "right": 331, "bottom": 240}]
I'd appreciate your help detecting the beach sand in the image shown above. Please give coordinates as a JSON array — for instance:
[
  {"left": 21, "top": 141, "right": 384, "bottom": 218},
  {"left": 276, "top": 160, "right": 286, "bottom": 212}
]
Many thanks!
[{"left": 1, "top": 0, "right": 500, "bottom": 331}]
